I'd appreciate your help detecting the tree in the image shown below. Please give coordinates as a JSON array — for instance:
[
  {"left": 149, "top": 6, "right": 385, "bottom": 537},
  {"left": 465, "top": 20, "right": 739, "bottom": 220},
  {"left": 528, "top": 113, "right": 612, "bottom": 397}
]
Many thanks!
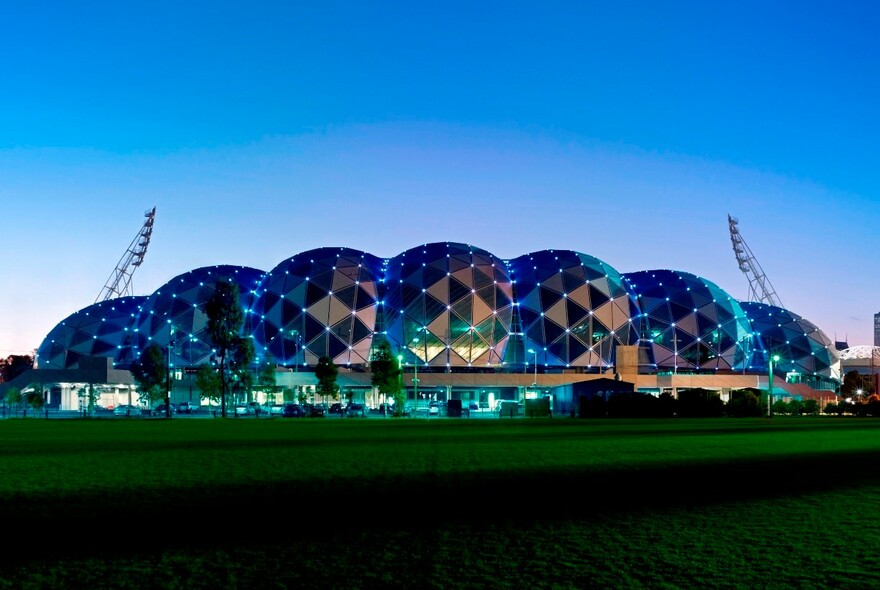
[
  {"left": 4, "top": 387, "right": 21, "bottom": 413},
  {"left": 802, "top": 399, "right": 820, "bottom": 415},
  {"left": 205, "top": 279, "right": 254, "bottom": 417},
  {"left": 840, "top": 370, "right": 870, "bottom": 398},
  {"left": 727, "top": 389, "right": 763, "bottom": 417},
  {"left": 315, "top": 355, "right": 340, "bottom": 408},
  {"left": 130, "top": 343, "right": 168, "bottom": 408},
  {"left": 26, "top": 387, "right": 45, "bottom": 415},
  {"left": 255, "top": 360, "right": 279, "bottom": 405},
  {"left": 0, "top": 354, "right": 34, "bottom": 383},
  {"left": 195, "top": 365, "right": 221, "bottom": 406},
  {"left": 370, "top": 339, "right": 402, "bottom": 414}
]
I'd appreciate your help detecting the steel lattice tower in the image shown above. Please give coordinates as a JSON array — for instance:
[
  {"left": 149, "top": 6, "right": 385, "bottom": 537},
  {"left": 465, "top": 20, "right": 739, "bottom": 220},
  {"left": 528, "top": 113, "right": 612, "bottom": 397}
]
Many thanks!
[
  {"left": 727, "top": 213, "right": 783, "bottom": 308},
  {"left": 95, "top": 206, "right": 156, "bottom": 302}
]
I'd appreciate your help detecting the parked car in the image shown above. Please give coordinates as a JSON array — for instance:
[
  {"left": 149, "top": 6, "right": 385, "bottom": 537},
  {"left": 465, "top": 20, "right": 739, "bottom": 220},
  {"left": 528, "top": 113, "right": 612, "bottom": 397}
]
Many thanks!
[
  {"left": 153, "top": 403, "right": 173, "bottom": 416},
  {"left": 114, "top": 404, "right": 141, "bottom": 416},
  {"left": 345, "top": 403, "right": 368, "bottom": 417},
  {"left": 267, "top": 403, "right": 285, "bottom": 416},
  {"left": 281, "top": 403, "right": 305, "bottom": 418},
  {"left": 468, "top": 402, "right": 480, "bottom": 412},
  {"left": 328, "top": 403, "right": 344, "bottom": 414},
  {"left": 303, "top": 403, "right": 325, "bottom": 417},
  {"left": 234, "top": 401, "right": 262, "bottom": 416},
  {"left": 175, "top": 402, "right": 195, "bottom": 414},
  {"left": 428, "top": 404, "right": 440, "bottom": 416}
]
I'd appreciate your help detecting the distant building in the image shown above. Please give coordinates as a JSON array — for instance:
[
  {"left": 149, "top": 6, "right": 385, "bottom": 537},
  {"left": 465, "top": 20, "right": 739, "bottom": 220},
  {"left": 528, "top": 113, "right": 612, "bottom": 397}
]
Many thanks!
[{"left": 874, "top": 312, "right": 880, "bottom": 347}]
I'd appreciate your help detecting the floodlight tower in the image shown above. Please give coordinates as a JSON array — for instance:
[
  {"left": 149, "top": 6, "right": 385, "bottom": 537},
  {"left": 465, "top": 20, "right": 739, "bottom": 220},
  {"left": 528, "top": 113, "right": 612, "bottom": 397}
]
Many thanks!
[
  {"left": 727, "top": 214, "right": 784, "bottom": 308},
  {"left": 95, "top": 207, "right": 156, "bottom": 302}
]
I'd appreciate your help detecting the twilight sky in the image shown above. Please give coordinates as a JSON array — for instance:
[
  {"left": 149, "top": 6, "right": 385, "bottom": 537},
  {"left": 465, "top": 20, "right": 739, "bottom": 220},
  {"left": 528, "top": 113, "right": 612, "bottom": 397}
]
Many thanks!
[{"left": 1, "top": 1, "right": 878, "bottom": 355}]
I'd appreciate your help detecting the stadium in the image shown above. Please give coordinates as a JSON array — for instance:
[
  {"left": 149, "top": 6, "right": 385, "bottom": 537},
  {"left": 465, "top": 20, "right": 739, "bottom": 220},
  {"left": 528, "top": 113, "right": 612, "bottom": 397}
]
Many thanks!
[{"left": 2, "top": 240, "right": 843, "bottom": 416}]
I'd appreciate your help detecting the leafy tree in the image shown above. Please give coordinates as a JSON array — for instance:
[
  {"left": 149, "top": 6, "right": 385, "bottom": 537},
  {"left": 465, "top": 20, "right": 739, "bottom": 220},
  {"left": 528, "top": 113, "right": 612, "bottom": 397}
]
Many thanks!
[
  {"left": 315, "top": 355, "right": 339, "bottom": 408},
  {"left": 130, "top": 343, "right": 168, "bottom": 409},
  {"left": 74, "top": 384, "right": 100, "bottom": 416},
  {"left": 255, "top": 360, "right": 279, "bottom": 404},
  {"left": 773, "top": 399, "right": 792, "bottom": 415},
  {"left": 370, "top": 339, "right": 402, "bottom": 414},
  {"left": 195, "top": 365, "right": 221, "bottom": 405},
  {"left": 802, "top": 399, "right": 820, "bottom": 415},
  {"left": 4, "top": 387, "right": 21, "bottom": 412},
  {"left": 840, "top": 370, "right": 870, "bottom": 398},
  {"left": 727, "top": 389, "right": 763, "bottom": 418},
  {"left": 26, "top": 388, "right": 45, "bottom": 415},
  {"left": 0, "top": 354, "right": 34, "bottom": 383},
  {"left": 824, "top": 401, "right": 844, "bottom": 415},
  {"left": 205, "top": 279, "right": 254, "bottom": 417}
]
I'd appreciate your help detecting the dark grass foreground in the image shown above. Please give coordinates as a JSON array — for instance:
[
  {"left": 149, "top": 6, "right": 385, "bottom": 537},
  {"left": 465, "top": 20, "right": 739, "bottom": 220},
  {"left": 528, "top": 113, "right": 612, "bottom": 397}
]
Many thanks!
[{"left": 1, "top": 417, "right": 879, "bottom": 589}]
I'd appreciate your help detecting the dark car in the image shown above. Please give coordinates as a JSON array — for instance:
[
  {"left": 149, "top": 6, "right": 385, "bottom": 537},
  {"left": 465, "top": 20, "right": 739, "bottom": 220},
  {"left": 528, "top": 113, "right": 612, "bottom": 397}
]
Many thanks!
[
  {"left": 345, "top": 403, "right": 368, "bottom": 417},
  {"left": 329, "top": 403, "right": 344, "bottom": 414},
  {"left": 303, "top": 403, "right": 325, "bottom": 417},
  {"left": 281, "top": 403, "right": 306, "bottom": 418},
  {"left": 176, "top": 402, "right": 195, "bottom": 414},
  {"left": 152, "top": 404, "right": 173, "bottom": 416}
]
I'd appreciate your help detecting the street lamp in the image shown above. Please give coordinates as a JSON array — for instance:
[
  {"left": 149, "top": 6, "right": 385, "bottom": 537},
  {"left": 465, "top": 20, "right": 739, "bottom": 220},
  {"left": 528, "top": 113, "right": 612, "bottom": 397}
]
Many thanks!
[
  {"left": 528, "top": 348, "right": 538, "bottom": 387},
  {"left": 768, "top": 353, "right": 780, "bottom": 417},
  {"left": 412, "top": 337, "right": 420, "bottom": 418},
  {"left": 166, "top": 328, "right": 176, "bottom": 418},
  {"left": 396, "top": 353, "right": 403, "bottom": 414},
  {"left": 290, "top": 330, "right": 300, "bottom": 373}
]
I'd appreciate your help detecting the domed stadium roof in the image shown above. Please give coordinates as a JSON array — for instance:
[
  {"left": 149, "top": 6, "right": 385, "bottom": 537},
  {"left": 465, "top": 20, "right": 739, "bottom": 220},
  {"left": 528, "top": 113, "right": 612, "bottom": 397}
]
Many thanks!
[
  {"left": 622, "top": 270, "right": 752, "bottom": 372},
  {"left": 133, "top": 265, "right": 266, "bottom": 367},
  {"left": 383, "top": 242, "right": 514, "bottom": 367},
  {"left": 37, "top": 296, "right": 147, "bottom": 369},
  {"left": 506, "top": 249, "right": 639, "bottom": 369},
  {"left": 249, "top": 247, "right": 384, "bottom": 366},
  {"left": 838, "top": 345, "right": 880, "bottom": 361},
  {"left": 739, "top": 301, "right": 840, "bottom": 381}
]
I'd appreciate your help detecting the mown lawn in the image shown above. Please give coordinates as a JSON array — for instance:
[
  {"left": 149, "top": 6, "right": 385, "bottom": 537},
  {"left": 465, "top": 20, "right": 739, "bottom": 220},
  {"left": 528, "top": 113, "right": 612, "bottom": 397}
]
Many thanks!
[{"left": 1, "top": 416, "right": 879, "bottom": 589}]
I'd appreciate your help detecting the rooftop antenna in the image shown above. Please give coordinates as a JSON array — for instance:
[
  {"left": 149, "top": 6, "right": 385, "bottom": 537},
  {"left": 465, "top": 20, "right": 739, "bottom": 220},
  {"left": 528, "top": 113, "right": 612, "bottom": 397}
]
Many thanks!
[
  {"left": 95, "top": 206, "right": 156, "bottom": 302},
  {"left": 727, "top": 213, "right": 784, "bottom": 308}
]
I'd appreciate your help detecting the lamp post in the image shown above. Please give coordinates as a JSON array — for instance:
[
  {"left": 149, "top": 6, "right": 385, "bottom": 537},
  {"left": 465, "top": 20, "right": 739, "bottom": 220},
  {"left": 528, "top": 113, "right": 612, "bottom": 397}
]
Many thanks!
[
  {"left": 527, "top": 348, "right": 538, "bottom": 406},
  {"left": 396, "top": 353, "right": 403, "bottom": 414},
  {"left": 768, "top": 353, "right": 780, "bottom": 418},
  {"left": 290, "top": 330, "right": 300, "bottom": 373},
  {"left": 166, "top": 328, "right": 176, "bottom": 418},
  {"left": 412, "top": 337, "right": 420, "bottom": 418}
]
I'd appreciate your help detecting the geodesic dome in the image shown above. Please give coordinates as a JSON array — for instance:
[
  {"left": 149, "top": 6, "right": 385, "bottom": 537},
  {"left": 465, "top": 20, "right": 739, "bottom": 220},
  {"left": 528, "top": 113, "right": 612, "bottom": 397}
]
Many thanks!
[
  {"left": 132, "top": 265, "right": 266, "bottom": 367},
  {"left": 36, "top": 296, "right": 147, "bottom": 369},
  {"left": 622, "top": 270, "right": 752, "bottom": 372},
  {"left": 739, "top": 301, "right": 840, "bottom": 382},
  {"left": 383, "top": 242, "right": 514, "bottom": 367},
  {"left": 506, "top": 249, "right": 639, "bottom": 369},
  {"left": 249, "top": 247, "right": 384, "bottom": 367}
]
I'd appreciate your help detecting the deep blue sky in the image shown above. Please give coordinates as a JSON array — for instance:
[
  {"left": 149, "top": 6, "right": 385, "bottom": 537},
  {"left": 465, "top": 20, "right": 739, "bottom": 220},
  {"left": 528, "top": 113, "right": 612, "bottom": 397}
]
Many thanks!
[{"left": 2, "top": 1, "right": 878, "bottom": 354}]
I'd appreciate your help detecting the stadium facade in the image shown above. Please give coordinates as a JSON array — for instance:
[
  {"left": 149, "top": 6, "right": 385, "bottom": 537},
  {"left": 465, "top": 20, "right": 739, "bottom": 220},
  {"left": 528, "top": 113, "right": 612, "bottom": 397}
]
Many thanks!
[{"left": 10, "top": 242, "right": 843, "bottom": 414}]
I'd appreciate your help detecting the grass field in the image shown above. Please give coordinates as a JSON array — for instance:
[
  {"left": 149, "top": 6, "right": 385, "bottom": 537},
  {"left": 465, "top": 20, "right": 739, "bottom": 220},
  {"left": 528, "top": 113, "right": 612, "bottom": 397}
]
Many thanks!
[{"left": 1, "top": 416, "right": 879, "bottom": 589}]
